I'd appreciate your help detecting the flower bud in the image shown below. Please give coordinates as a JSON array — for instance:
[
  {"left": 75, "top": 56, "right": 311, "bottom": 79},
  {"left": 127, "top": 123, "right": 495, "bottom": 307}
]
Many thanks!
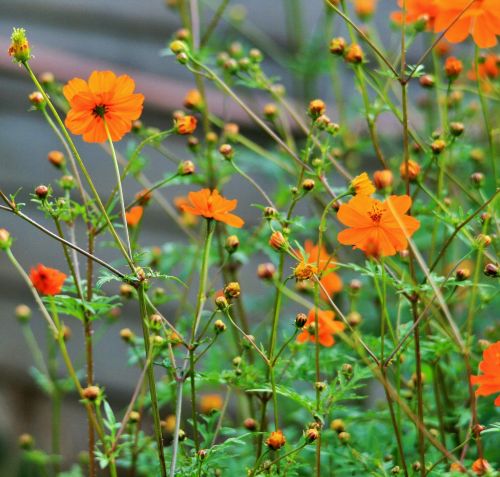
[
  {"left": 430, "top": 139, "right": 446, "bottom": 155},
  {"left": 345, "top": 43, "right": 363, "bottom": 64},
  {"left": 257, "top": 262, "right": 276, "bottom": 280},
  {"left": 29, "top": 91, "right": 44, "bottom": 106},
  {"left": 294, "top": 262, "right": 317, "bottom": 281},
  {"left": 476, "top": 234, "right": 492, "bottom": 248},
  {"left": 15, "top": 304, "right": 31, "bottom": 322},
  {"left": 419, "top": 74, "right": 435, "bottom": 88},
  {"left": 197, "top": 449, "right": 207, "bottom": 460},
  {"left": 224, "top": 282, "right": 241, "bottom": 299},
  {"left": 120, "top": 284, "right": 135, "bottom": 298},
  {"left": 82, "top": 385, "right": 100, "bottom": 401},
  {"left": 223, "top": 122, "right": 239, "bottom": 139},
  {"left": 60, "top": 175, "right": 75, "bottom": 190},
  {"left": 232, "top": 355, "right": 242, "bottom": 367},
  {"left": 470, "top": 148, "right": 484, "bottom": 162},
  {"left": 315, "top": 381, "right": 327, "bottom": 392},
  {"left": 302, "top": 179, "right": 315, "bottom": 191},
  {"left": 341, "top": 363, "right": 353, "bottom": 379},
  {"left": 135, "top": 189, "right": 152, "bottom": 206},
  {"left": 149, "top": 313, "right": 163, "bottom": 330},
  {"left": 305, "top": 428, "right": 319, "bottom": 443},
  {"left": 8, "top": 28, "right": 31, "bottom": 63},
  {"left": 264, "top": 207, "right": 277, "bottom": 219},
  {"left": 449, "top": 122, "right": 464, "bottom": 137},
  {"left": 399, "top": 160, "right": 420, "bottom": 181},
  {"left": 214, "top": 319, "right": 227, "bottom": 333},
  {"left": 347, "top": 311, "right": 362, "bottom": 327},
  {"left": 243, "top": 418, "right": 257, "bottom": 431},
  {"left": 444, "top": 56, "right": 462, "bottom": 80},
  {"left": 18, "top": 433, "right": 34, "bottom": 450},
  {"left": 179, "top": 160, "right": 195, "bottom": 176},
  {"left": 120, "top": 328, "right": 135, "bottom": 342},
  {"left": 219, "top": 143, "right": 233, "bottom": 160},
  {"left": 175, "top": 115, "right": 197, "bottom": 135},
  {"left": 47, "top": 150, "right": 65, "bottom": 168},
  {"left": 483, "top": 263, "right": 498, "bottom": 278},
  {"left": 330, "top": 418, "right": 345, "bottom": 433},
  {"left": 183, "top": 89, "right": 203, "bottom": 110},
  {"left": 263, "top": 103, "right": 278, "bottom": 120},
  {"left": 308, "top": 99, "right": 326, "bottom": 118},
  {"left": 455, "top": 268, "right": 471, "bottom": 281},
  {"left": 215, "top": 295, "right": 229, "bottom": 310},
  {"left": 223, "top": 58, "right": 238, "bottom": 74},
  {"left": 269, "top": 231, "right": 287, "bottom": 251},
  {"left": 170, "top": 40, "right": 187, "bottom": 54},
  {"left": 40, "top": 72, "right": 55, "bottom": 84},
  {"left": 350, "top": 279, "right": 362, "bottom": 292},
  {"left": 391, "top": 466, "right": 401, "bottom": 475},
  {"left": 0, "top": 229, "right": 12, "bottom": 250},
  {"left": 470, "top": 172, "right": 484, "bottom": 187},
  {"left": 225, "top": 235, "right": 240, "bottom": 253},
  {"left": 206, "top": 131, "right": 218, "bottom": 144},
  {"left": 338, "top": 431, "right": 350, "bottom": 443},
  {"left": 178, "top": 429, "right": 186, "bottom": 441},
  {"left": 265, "top": 430, "right": 286, "bottom": 450},
  {"left": 295, "top": 312, "right": 308, "bottom": 328},
  {"left": 175, "top": 28, "right": 190, "bottom": 41},
  {"left": 373, "top": 170, "right": 393, "bottom": 190},
  {"left": 35, "top": 184, "right": 49, "bottom": 199},
  {"left": 249, "top": 48, "right": 263, "bottom": 62},
  {"left": 329, "top": 37, "right": 346, "bottom": 55},
  {"left": 129, "top": 411, "right": 141, "bottom": 423}
]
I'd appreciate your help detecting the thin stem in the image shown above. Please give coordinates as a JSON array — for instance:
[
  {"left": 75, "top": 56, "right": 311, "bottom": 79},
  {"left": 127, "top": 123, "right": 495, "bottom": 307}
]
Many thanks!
[
  {"left": 104, "top": 121, "right": 133, "bottom": 260},
  {"left": 137, "top": 284, "right": 168, "bottom": 477}
]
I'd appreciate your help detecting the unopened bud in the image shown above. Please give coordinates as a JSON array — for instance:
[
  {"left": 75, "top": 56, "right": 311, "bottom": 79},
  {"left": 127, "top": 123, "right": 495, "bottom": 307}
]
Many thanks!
[
  {"left": 224, "top": 282, "right": 240, "bottom": 299},
  {"left": 82, "top": 385, "right": 100, "bottom": 401},
  {"left": 257, "top": 262, "right": 276, "bottom": 280},
  {"left": 35, "top": 184, "right": 49, "bottom": 199},
  {"left": 214, "top": 319, "right": 227, "bottom": 333}
]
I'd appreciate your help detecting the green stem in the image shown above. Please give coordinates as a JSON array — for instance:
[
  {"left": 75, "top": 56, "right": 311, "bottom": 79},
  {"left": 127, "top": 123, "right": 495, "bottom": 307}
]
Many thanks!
[
  {"left": 104, "top": 121, "right": 133, "bottom": 260},
  {"left": 138, "top": 284, "right": 168, "bottom": 477}
]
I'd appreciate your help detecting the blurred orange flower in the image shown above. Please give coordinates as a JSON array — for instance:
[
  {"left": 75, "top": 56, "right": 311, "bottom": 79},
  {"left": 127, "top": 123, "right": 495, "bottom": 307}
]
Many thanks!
[
  {"left": 30, "top": 264, "right": 67, "bottom": 296},
  {"left": 297, "top": 308, "right": 345, "bottom": 347},
  {"left": 337, "top": 195, "right": 420, "bottom": 257},
  {"left": 174, "top": 196, "right": 199, "bottom": 226},
  {"left": 296, "top": 240, "right": 343, "bottom": 300},
  {"left": 125, "top": 206, "right": 144, "bottom": 227},
  {"left": 180, "top": 189, "right": 244, "bottom": 228},
  {"left": 199, "top": 394, "right": 224, "bottom": 414},
  {"left": 468, "top": 54, "right": 499, "bottom": 80},
  {"left": 433, "top": 0, "right": 500, "bottom": 49},
  {"left": 391, "top": 0, "right": 438, "bottom": 28},
  {"left": 471, "top": 341, "right": 500, "bottom": 406},
  {"left": 64, "top": 71, "right": 144, "bottom": 143}
]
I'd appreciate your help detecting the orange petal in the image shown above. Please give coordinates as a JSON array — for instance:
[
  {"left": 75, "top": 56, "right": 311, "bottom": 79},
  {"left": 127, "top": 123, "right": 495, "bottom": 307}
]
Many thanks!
[
  {"left": 88, "top": 70, "right": 117, "bottom": 95},
  {"left": 63, "top": 77, "right": 90, "bottom": 102},
  {"left": 216, "top": 212, "right": 244, "bottom": 228}
]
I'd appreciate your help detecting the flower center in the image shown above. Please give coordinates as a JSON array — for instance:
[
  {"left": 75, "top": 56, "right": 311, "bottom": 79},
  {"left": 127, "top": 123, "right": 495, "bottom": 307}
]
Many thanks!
[
  {"left": 92, "top": 103, "right": 108, "bottom": 118},
  {"left": 368, "top": 204, "right": 384, "bottom": 224}
]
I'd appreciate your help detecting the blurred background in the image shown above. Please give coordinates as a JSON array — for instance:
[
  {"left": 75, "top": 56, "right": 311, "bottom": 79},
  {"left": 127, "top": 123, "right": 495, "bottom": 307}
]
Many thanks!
[{"left": 0, "top": 0, "right": 441, "bottom": 474}]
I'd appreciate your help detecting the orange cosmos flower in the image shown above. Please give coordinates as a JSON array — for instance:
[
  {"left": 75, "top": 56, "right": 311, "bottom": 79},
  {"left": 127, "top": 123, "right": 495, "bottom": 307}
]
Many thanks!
[
  {"left": 125, "top": 206, "right": 144, "bottom": 227},
  {"left": 468, "top": 54, "right": 500, "bottom": 80},
  {"left": 174, "top": 196, "right": 199, "bottom": 226},
  {"left": 297, "top": 308, "right": 345, "bottom": 347},
  {"left": 266, "top": 430, "right": 286, "bottom": 450},
  {"left": 470, "top": 341, "right": 500, "bottom": 406},
  {"left": 391, "top": 0, "right": 438, "bottom": 28},
  {"left": 354, "top": 0, "right": 377, "bottom": 20},
  {"left": 337, "top": 195, "right": 420, "bottom": 257},
  {"left": 351, "top": 172, "right": 376, "bottom": 196},
  {"left": 30, "top": 264, "right": 67, "bottom": 296},
  {"left": 180, "top": 189, "right": 244, "bottom": 228},
  {"left": 295, "top": 240, "right": 343, "bottom": 299},
  {"left": 64, "top": 71, "right": 144, "bottom": 143},
  {"left": 433, "top": 0, "right": 500, "bottom": 49}
]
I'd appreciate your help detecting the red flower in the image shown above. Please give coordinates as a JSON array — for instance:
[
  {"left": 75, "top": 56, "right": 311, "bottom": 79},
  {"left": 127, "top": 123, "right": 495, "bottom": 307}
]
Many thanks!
[{"left": 30, "top": 264, "right": 67, "bottom": 296}]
